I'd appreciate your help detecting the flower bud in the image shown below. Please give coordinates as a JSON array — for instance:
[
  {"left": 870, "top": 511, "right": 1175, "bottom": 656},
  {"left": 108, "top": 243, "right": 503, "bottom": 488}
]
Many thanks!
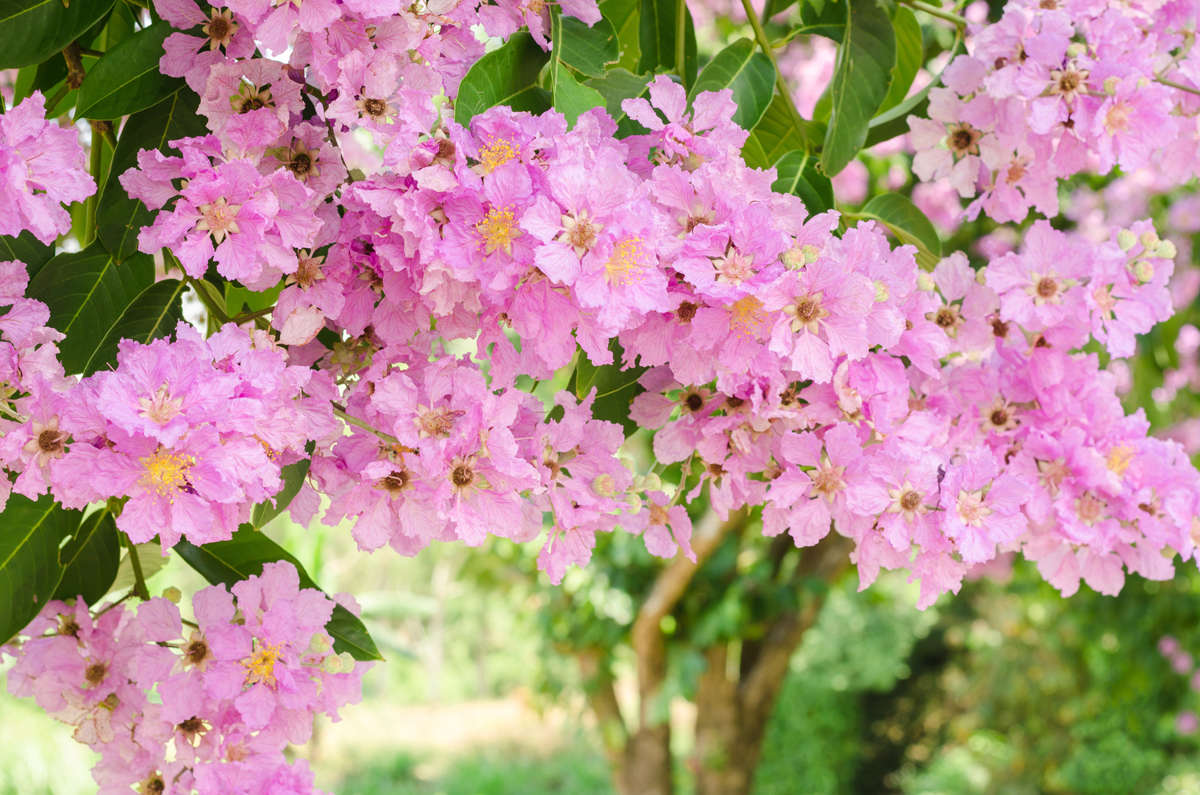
[
  {"left": 917, "top": 272, "right": 936, "bottom": 291},
  {"left": 1116, "top": 229, "right": 1137, "bottom": 251},
  {"left": 162, "top": 587, "right": 182, "bottom": 604},
  {"left": 1140, "top": 229, "right": 1160, "bottom": 250},
  {"left": 1133, "top": 259, "right": 1155, "bottom": 283},
  {"left": 1156, "top": 240, "right": 1177, "bottom": 260},
  {"left": 1104, "top": 76, "right": 1120, "bottom": 95}
]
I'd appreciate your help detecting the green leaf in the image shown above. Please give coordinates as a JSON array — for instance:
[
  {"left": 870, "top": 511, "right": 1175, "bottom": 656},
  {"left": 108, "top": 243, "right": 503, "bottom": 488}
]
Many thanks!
[
  {"left": 772, "top": 150, "right": 834, "bottom": 215},
  {"left": 600, "top": 0, "right": 640, "bottom": 70},
  {"left": 742, "top": 93, "right": 825, "bottom": 169},
  {"left": 553, "top": 63, "right": 606, "bottom": 125},
  {"left": 0, "top": 231, "right": 54, "bottom": 279},
  {"left": 637, "top": 0, "right": 697, "bottom": 86},
  {"left": 554, "top": 13, "right": 618, "bottom": 78},
  {"left": 0, "top": 495, "right": 79, "bottom": 645},
  {"left": 175, "top": 528, "right": 384, "bottom": 661},
  {"left": 855, "top": 193, "right": 942, "bottom": 268},
  {"left": 454, "top": 33, "right": 552, "bottom": 126},
  {"left": 820, "top": 0, "right": 895, "bottom": 176},
  {"left": 53, "top": 510, "right": 120, "bottom": 605},
  {"left": 109, "top": 542, "right": 169, "bottom": 595},
  {"left": 27, "top": 243, "right": 185, "bottom": 375},
  {"left": 250, "top": 459, "right": 311, "bottom": 530},
  {"left": 97, "top": 89, "right": 207, "bottom": 263},
  {"left": 688, "top": 38, "right": 775, "bottom": 131},
  {"left": 76, "top": 20, "right": 182, "bottom": 120},
  {"left": 877, "top": 7, "right": 922, "bottom": 116},
  {"left": 569, "top": 341, "right": 646, "bottom": 437},
  {"left": 0, "top": 0, "right": 116, "bottom": 68},
  {"left": 764, "top": 0, "right": 799, "bottom": 18},
  {"left": 225, "top": 281, "right": 284, "bottom": 316},
  {"left": 585, "top": 67, "right": 652, "bottom": 128}
]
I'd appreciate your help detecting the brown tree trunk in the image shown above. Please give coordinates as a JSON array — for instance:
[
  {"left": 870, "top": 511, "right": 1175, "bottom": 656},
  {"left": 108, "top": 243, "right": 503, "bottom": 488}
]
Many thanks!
[{"left": 617, "top": 724, "right": 674, "bottom": 795}]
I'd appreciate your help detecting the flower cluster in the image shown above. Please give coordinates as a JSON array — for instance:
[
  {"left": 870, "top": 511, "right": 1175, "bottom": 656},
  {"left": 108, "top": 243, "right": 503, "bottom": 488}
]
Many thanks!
[
  {"left": 0, "top": 322, "right": 335, "bottom": 548},
  {"left": 0, "top": 91, "right": 95, "bottom": 244},
  {"left": 910, "top": 0, "right": 1200, "bottom": 223},
  {"left": 4, "top": 561, "right": 364, "bottom": 794}
]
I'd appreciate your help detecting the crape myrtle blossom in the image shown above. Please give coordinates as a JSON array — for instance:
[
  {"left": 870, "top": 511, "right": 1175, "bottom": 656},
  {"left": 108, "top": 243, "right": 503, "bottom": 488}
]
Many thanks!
[
  {"left": 909, "top": 0, "right": 1200, "bottom": 223},
  {"left": 0, "top": 91, "right": 95, "bottom": 244},
  {"left": 3, "top": 562, "right": 365, "bottom": 795}
]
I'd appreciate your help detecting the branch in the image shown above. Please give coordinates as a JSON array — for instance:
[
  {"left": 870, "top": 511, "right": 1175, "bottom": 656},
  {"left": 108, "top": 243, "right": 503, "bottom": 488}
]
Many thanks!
[
  {"left": 675, "top": 0, "right": 688, "bottom": 83},
  {"left": 631, "top": 508, "right": 746, "bottom": 725},
  {"left": 738, "top": 532, "right": 852, "bottom": 723},
  {"left": 577, "top": 649, "right": 628, "bottom": 767},
  {"left": 898, "top": 0, "right": 968, "bottom": 29},
  {"left": 740, "top": 0, "right": 810, "bottom": 148}
]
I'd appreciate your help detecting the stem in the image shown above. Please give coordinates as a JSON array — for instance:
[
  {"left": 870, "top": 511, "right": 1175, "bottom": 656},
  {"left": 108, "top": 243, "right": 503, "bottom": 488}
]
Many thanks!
[
  {"left": 44, "top": 84, "right": 71, "bottom": 113},
  {"left": 898, "top": 0, "right": 968, "bottom": 29},
  {"left": 93, "top": 589, "right": 136, "bottom": 618},
  {"left": 675, "top": 0, "right": 687, "bottom": 83},
  {"left": 230, "top": 305, "right": 277, "bottom": 324},
  {"left": 740, "top": 0, "right": 810, "bottom": 146},
  {"left": 123, "top": 534, "right": 151, "bottom": 602},
  {"left": 185, "top": 276, "right": 233, "bottom": 325},
  {"left": 330, "top": 402, "right": 410, "bottom": 449},
  {"left": 84, "top": 121, "right": 103, "bottom": 245},
  {"left": 1157, "top": 77, "right": 1200, "bottom": 97}
]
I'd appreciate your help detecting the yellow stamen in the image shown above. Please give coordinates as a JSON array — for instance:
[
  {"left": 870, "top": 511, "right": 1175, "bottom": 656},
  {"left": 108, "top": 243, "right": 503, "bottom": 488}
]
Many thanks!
[
  {"left": 479, "top": 137, "right": 517, "bottom": 173},
  {"left": 476, "top": 207, "right": 521, "bottom": 255},
  {"left": 139, "top": 450, "right": 195, "bottom": 496},
  {"left": 605, "top": 237, "right": 645, "bottom": 286},
  {"left": 242, "top": 641, "right": 285, "bottom": 688},
  {"left": 729, "top": 295, "right": 767, "bottom": 336},
  {"left": 1106, "top": 445, "right": 1135, "bottom": 477}
]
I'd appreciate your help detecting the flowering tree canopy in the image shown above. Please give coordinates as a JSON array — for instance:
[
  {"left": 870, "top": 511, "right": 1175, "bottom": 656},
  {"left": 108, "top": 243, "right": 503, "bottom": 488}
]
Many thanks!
[{"left": 1, "top": 0, "right": 1199, "bottom": 792}]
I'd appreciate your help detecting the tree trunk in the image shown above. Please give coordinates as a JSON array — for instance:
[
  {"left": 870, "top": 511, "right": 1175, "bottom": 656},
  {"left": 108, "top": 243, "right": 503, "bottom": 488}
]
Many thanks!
[{"left": 617, "top": 724, "right": 673, "bottom": 795}]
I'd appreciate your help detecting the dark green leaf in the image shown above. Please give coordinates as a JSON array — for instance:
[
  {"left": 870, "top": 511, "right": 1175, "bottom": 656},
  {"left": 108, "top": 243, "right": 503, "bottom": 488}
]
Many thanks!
[
  {"left": 455, "top": 33, "right": 552, "bottom": 126},
  {"left": 877, "top": 7, "right": 922, "bottom": 115},
  {"left": 688, "top": 38, "right": 775, "bottom": 131},
  {"left": 554, "top": 13, "right": 618, "bottom": 78},
  {"left": 772, "top": 150, "right": 834, "bottom": 216},
  {"left": 637, "top": 0, "right": 697, "bottom": 86},
  {"left": 0, "top": 231, "right": 54, "bottom": 279},
  {"left": 585, "top": 67, "right": 652, "bottom": 128},
  {"left": 742, "top": 93, "right": 825, "bottom": 169},
  {"left": 764, "top": 0, "right": 799, "bottom": 18},
  {"left": 27, "top": 244, "right": 184, "bottom": 375},
  {"left": 0, "top": 0, "right": 116, "bottom": 68},
  {"left": 53, "top": 510, "right": 120, "bottom": 605},
  {"left": 600, "top": 0, "right": 640, "bottom": 70},
  {"left": 250, "top": 459, "right": 311, "bottom": 530},
  {"left": 0, "top": 495, "right": 79, "bottom": 645},
  {"left": 820, "top": 0, "right": 895, "bottom": 176},
  {"left": 570, "top": 341, "right": 646, "bottom": 437},
  {"left": 175, "top": 528, "right": 384, "bottom": 661},
  {"left": 553, "top": 63, "right": 606, "bottom": 125},
  {"left": 856, "top": 193, "right": 942, "bottom": 268},
  {"left": 97, "top": 89, "right": 207, "bottom": 262},
  {"left": 76, "top": 20, "right": 182, "bottom": 120}
]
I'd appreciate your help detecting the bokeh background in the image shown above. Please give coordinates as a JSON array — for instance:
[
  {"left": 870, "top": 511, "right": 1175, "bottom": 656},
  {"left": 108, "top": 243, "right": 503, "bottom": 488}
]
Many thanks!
[{"left": 9, "top": 0, "right": 1200, "bottom": 792}]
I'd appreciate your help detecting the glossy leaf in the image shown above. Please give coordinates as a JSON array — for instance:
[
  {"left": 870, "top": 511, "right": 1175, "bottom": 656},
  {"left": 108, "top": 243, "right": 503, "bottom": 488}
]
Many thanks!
[
  {"left": 877, "top": 7, "right": 922, "bottom": 116},
  {"left": 0, "top": 231, "right": 54, "bottom": 279},
  {"left": 175, "top": 528, "right": 384, "bottom": 661},
  {"left": 856, "top": 193, "right": 942, "bottom": 268},
  {"left": 455, "top": 33, "right": 551, "bottom": 126},
  {"left": 773, "top": 151, "right": 834, "bottom": 216},
  {"left": 53, "top": 510, "right": 120, "bottom": 605},
  {"left": 97, "top": 89, "right": 207, "bottom": 262},
  {"left": 742, "top": 93, "right": 825, "bottom": 169},
  {"left": 585, "top": 67, "right": 652, "bottom": 128},
  {"left": 27, "top": 244, "right": 185, "bottom": 375},
  {"left": 555, "top": 13, "right": 618, "bottom": 78},
  {"left": 76, "top": 20, "right": 182, "bottom": 120},
  {"left": 0, "top": 0, "right": 116, "bottom": 68},
  {"left": 688, "top": 38, "right": 775, "bottom": 131},
  {"left": 109, "top": 542, "right": 170, "bottom": 595},
  {"left": 600, "top": 0, "right": 640, "bottom": 70},
  {"left": 0, "top": 495, "right": 79, "bottom": 646},
  {"left": 250, "top": 459, "right": 312, "bottom": 530},
  {"left": 637, "top": 0, "right": 698, "bottom": 86},
  {"left": 553, "top": 63, "right": 606, "bottom": 125},
  {"left": 820, "top": 0, "right": 895, "bottom": 176},
  {"left": 570, "top": 341, "right": 647, "bottom": 438}
]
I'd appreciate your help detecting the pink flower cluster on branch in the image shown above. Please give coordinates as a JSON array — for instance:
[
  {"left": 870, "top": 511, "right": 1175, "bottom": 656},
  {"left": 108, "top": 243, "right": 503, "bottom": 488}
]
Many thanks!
[
  {"left": 910, "top": 0, "right": 1200, "bottom": 223},
  {"left": 4, "top": 562, "right": 365, "bottom": 795}
]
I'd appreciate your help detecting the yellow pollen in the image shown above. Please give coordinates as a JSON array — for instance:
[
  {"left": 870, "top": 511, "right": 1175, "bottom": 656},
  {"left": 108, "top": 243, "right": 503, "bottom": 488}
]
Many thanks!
[
  {"left": 139, "top": 450, "right": 195, "bottom": 496},
  {"left": 1106, "top": 445, "right": 1135, "bottom": 477},
  {"left": 605, "top": 237, "right": 646, "bottom": 286},
  {"left": 476, "top": 207, "right": 521, "bottom": 255},
  {"left": 479, "top": 138, "right": 517, "bottom": 173},
  {"left": 729, "top": 295, "right": 767, "bottom": 336},
  {"left": 242, "top": 641, "right": 285, "bottom": 688}
]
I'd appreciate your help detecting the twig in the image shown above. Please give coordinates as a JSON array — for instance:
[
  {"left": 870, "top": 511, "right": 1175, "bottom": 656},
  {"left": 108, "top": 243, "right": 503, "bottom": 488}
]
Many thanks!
[
  {"left": 675, "top": 0, "right": 688, "bottom": 83},
  {"left": 740, "top": 0, "right": 811, "bottom": 149},
  {"left": 898, "top": 0, "right": 968, "bottom": 30},
  {"left": 123, "top": 534, "right": 151, "bottom": 602}
]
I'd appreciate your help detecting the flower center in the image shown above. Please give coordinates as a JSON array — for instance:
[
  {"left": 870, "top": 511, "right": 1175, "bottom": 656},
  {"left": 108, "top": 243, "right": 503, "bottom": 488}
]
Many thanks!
[
  {"left": 377, "top": 469, "right": 410, "bottom": 493},
  {"left": 293, "top": 252, "right": 325, "bottom": 288},
  {"left": 85, "top": 662, "right": 108, "bottom": 687},
  {"left": 138, "top": 383, "right": 184, "bottom": 426},
  {"left": 359, "top": 97, "right": 391, "bottom": 121},
  {"left": 605, "top": 237, "right": 646, "bottom": 286},
  {"left": 479, "top": 137, "right": 517, "bottom": 173},
  {"left": 242, "top": 641, "right": 285, "bottom": 687},
  {"left": 956, "top": 489, "right": 992, "bottom": 526},
  {"left": 562, "top": 212, "right": 602, "bottom": 254},
  {"left": 786, "top": 293, "right": 827, "bottom": 334},
  {"left": 183, "top": 633, "right": 210, "bottom": 668},
  {"left": 37, "top": 428, "right": 65, "bottom": 454},
  {"left": 417, "top": 406, "right": 462, "bottom": 437},
  {"left": 1106, "top": 445, "right": 1135, "bottom": 477},
  {"left": 451, "top": 464, "right": 475, "bottom": 488},
  {"left": 900, "top": 490, "right": 922, "bottom": 512},
  {"left": 947, "top": 122, "right": 981, "bottom": 157},
  {"left": 202, "top": 9, "right": 238, "bottom": 50},
  {"left": 683, "top": 391, "right": 704, "bottom": 412},
  {"left": 811, "top": 461, "right": 846, "bottom": 500},
  {"left": 676, "top": 301, "right": 699, "bottom": 322},
  {"left": 196, "top": 197, "right": 242, "bottom": 244},
  {"left": 138, "top": 773, "right": 166, "bottom": 795},
  {"left": 730, "top": 295, "right": 767, "bottom": 335},
  {"left": 231, "top": 82, "right": 274, "bottom": 115},
  {"left": 1035, "top": 276, "right": 1059, "bottom": 300},
  {"left": 476, "top": 207, "right": 521, "bottom": 255},
  {"left": 139, "top": 450, "right": 196, "bottom": 496}
]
